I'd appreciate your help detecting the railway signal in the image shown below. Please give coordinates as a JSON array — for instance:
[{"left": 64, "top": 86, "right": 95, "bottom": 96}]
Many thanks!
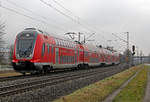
[{"left": 132, "top": 45, "right": 135, "bottom": 55}]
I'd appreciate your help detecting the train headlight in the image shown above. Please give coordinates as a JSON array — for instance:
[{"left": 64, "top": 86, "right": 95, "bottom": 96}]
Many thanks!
[
  {"left": 29, "top": 54, "right": 32, "bottom": 58},
  {"left": 16, "top": 54, "right": 19, "bottom": 58},
  {"left": 26, "top": 34, "right": 30, "bottom": 37}
]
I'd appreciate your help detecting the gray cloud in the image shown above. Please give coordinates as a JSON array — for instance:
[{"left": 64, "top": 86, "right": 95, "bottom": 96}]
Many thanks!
[{"left": 1, "top": 0, "right": 150, "bottom": 55}]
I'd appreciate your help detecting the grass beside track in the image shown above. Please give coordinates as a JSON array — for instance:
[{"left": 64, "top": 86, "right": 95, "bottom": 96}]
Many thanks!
[
  {"left": 113, "top": 65, "right": 148, "bottom": 102},
  {"left": 0, "top": 71, "right": 22, "bottom": 77},
  {"left": 53, "top": 65, "right": 141, "bottom": 102}
]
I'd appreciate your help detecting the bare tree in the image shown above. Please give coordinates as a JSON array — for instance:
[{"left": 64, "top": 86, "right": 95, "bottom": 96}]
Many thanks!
[
  {"left": 0, "top": 21, "right": 5, "bottom": 64},
  {"left": 9, "top": 44, "right": 14, "bottom": 64}
]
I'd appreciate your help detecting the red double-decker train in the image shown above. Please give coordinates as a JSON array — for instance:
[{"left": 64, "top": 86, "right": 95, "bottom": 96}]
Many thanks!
[{"left": 12, "top": 28, "right": 120, "bottom": 75}]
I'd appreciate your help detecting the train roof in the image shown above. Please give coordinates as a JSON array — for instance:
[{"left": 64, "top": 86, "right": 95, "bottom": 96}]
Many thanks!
[
  {"left": 20, "top": 28, "right": 120, "bottom": 55},
  {"left": 23, "top": 28, "right": 76, "bottom": 42}
]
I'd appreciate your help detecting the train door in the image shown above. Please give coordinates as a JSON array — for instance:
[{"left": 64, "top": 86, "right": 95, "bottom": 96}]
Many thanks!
[
  {"left": 55, "top": 48, "right": 59, "bottom": 64},
  {"left": 75, "top": 48, "right": 77, "bottom": 64}
]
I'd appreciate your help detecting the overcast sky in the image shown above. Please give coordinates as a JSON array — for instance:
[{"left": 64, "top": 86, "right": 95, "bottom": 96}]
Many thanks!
[{"left": 0, "top": 0, "right": 150, "bottom": 55}]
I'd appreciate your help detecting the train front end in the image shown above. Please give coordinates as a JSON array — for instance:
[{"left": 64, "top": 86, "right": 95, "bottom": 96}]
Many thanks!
[{"left": 12, "top": 29, "right": 39, "bottom": 74}]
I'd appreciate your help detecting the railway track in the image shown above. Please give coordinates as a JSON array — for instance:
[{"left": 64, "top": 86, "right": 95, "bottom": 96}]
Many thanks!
[
  {"left": 0, "top": 68, "right": 86, "bottom": 82},
  {"left": 0, "top": 74, "right": 41, "bottom": 82},
  {"left": 0, "top": 65, "right": 117, "bottom": 82},
  {"left": 0, "top": 65, "right": 126, "bottom": 98}
]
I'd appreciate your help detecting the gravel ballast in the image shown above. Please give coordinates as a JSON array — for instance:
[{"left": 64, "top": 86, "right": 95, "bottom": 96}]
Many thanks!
[{"left": 0, "top": 64, "right": 127, "bottom": 102}]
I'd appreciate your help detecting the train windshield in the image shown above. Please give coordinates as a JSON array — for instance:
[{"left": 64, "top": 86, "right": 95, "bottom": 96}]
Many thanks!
[{"left": 16, "top": 33, "right": 36, "bottom": 58}]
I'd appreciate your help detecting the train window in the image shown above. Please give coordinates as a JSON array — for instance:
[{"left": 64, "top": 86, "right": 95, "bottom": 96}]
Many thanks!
[
  {"left": 66, "top": 42, "right": 68, "bottom": 47},
  {"left": 69, "top": 56, "right": 71, "bottom": 63},
  {"left": 67, "top": 56, "right": 69, "bottom": 63},
  {"left": 64, "top": 56, "right": 66, "bottom": 64},
  {"left": 69, "top": 42, "right": 71, "bottom": 48},
  {"left": 57, "top": 39, "right": 59, "bottom": 46},
  {"left": 62, "top": 56, "right": 64, "bottom": 63},
  {"left": 71, "top": 43, "right": 72, "bottom": 48},
  {"left": 68, "top": 42, "right": 70, "bottom": 47},
  {"left": 49, "top": 46, "right": 51, "bottom": 54},
  {"left": 64, "top": 41, "right": 66, "bottom": 47},
  {"left": 60, "top": 40, "right": 62, "bottom": 46},
  {"left": 60, "top": 56, "right": 62, "bottom": 64},
  {"left": 47, "top": 44, "right": 49, "bottom": 54},
  {"left": 66, "top": 41, "right": 68, "bottom": 47},
  {"left": 55, "top": 48, "right": 59, "bottom": 64},
  {"left": 63, "top": 40, "right": 65, "bottom": 47},
  {"left": 67, "top": 42, "right": 69, "bottom": 47},
  {"left": 63, "top": 41, "right": 65, "bottom": 47},
  {"left": 84, "top": 51, "right": 88, "bottom": 57},
  {"left": 62, "top": 40, "right": 64, "bottom": 46},
  {"left": 51, "top": 45, "right": 53, "bottom": 54},
  {"left": 61, "top": 40, "right": 64, "bottom": 46},
  {"left": 42, "top": 43, "right": 45, "bottom": 56},
  {"left": 75, "top": 49, "right": 77, "bottom": 63},
  {"left": 55, "top": 39, "right": 58, "bottom": 46},
  {"left": 64, "top": 56, "right": 66, "bottom": 63},
  {"left": 59, "top": 40, "right": 60, "bottom": 46},
  {"left": 58, "top": 39, "right": 61, "bottom": 46},
  {"left": 61, "top": 40, "right": 63, "bottom": 47}
]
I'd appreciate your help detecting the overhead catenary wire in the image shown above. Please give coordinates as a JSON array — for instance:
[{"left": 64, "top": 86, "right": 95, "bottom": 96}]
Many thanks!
[
  {"left": 50, "top": 0, "right": 112, "bottom": 45},
  {"left": 2, "top": 0, "right": 107, "bottom": 44},
  {"left": 5, "top": 0, "right": 67, "bottom": 32},
  {"left": 112, "top": 33, "right": 136, "bottom": 47},
  {"left": 51, "top": 0, "right": 141, "bottom": 54},
  {"left": 50, "top": 0, "right": 105, "bottom": 32},
  {"left": 40, "top": 0, "right": 97, "bottom": 33},
  {"left": 51, "top": 0, "right": 95, "bottom": 30},
  {"left": 0, "top": 3, "right": 67, "bottom": 32},
  {"left": 3, "top": 0, "right": 108, "bottom": 43}
]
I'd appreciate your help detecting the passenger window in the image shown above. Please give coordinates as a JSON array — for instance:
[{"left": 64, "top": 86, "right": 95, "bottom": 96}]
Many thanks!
[
  {"left": 51, "top": 45, "right": 53, "bottom": 54},
  {"left": 47, "top": 44, "right": 49, "bottom": 54},
  {"left": 42, "top": 43, "right": 45, "bottom": 56}
]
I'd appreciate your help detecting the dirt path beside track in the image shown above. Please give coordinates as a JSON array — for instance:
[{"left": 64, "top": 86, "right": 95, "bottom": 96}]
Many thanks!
[
  {"left": 102, "top": 68, "right": 141, "bottom": 102},
  {"left": 144, "top": 67, "right": 150, "bottom": 102}
]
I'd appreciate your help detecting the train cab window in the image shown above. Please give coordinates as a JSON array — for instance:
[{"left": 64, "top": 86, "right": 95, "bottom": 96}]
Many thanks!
[{"left": 42, "top": 43, "right": 45, "bottom": 56}]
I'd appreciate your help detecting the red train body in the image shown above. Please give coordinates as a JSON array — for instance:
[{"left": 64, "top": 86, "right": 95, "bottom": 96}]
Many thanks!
[{"left": 12, "top": 28, "right": 120, "bottom": 74}]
